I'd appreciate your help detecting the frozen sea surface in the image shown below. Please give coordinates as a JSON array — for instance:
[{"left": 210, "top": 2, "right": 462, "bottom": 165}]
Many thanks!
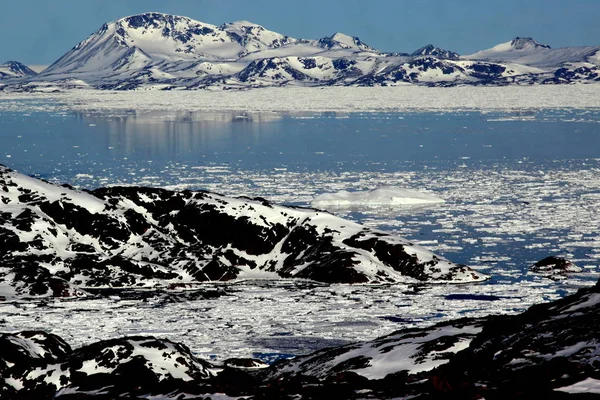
[
  {"left": 1, "top": 90, "right": 600, "bottom": 362},
  {"left": 2, "top": 86, "right": 600, "bottom": 113}
]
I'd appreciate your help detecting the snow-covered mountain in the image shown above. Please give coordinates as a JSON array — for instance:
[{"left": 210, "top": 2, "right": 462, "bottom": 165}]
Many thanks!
[
  {"left": 3, "top": 13, "right": 600, "bottom": 90},
  {"left": 0, "top": 165, "right": 486, "bottom": 297},
  {"left": 317, "top": 32, "right": 375, "bottom": 52},
  {"left": 0, "top": 61, "right": 37, "bottom": 79},
  {"left": 467, "top": 36, "right": 600, "bottom": 68},
  {"left": 411, "top": 44, "right": 460, "bottom": 60}
]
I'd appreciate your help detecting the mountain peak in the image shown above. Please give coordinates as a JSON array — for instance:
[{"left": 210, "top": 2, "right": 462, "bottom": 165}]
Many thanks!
[
  {"left": 0, "top": 61, "right": 37, "bottom": 78},
  {"left": 117, "top": 12, "right": 189, "bottom": 28},
  {"left": 411, "top": 44, "right": 459, "bottom": 59},
  {"left": 318, "top": 32, "right": 373, "bottom": 51},
  {"left": 509, "top": 37, "right": 551, "bottom": 50},
  {"left": 221, "top": 20, "right": 264, "bottom": 29}
]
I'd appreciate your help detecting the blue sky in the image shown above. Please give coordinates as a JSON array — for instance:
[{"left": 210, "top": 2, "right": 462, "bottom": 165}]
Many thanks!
[{"left": 1, "top": 0, "right": 599, "bottom": 65}]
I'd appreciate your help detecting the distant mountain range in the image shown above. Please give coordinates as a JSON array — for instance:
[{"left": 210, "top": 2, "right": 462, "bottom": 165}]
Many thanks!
[{"left": 1, "top": 12, "right": 599, "bottom": 90}]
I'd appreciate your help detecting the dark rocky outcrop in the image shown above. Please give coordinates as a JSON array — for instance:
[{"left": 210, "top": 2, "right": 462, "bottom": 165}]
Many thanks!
[
  {"left": 1, "top": 336, "right": 212, "bottom": 399},
  {"left": 531, "top": 256, "right": 583, "bottom": 275},
  {"left": 3, "top": 278, "right": 600, "bottom": 398},
  {"left": 0, "top": 165, "right": 486, "bottom": 297}
]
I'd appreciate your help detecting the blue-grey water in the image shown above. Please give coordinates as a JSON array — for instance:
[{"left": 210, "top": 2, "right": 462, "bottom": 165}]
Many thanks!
[
  {"left": 4, "top": 101, "right": 600, "bottom": 360},
  {"left": 2, "top": 109, "right": 600, "bottom": 171},
  {"left": 2, "top": 104, "right": 600, "bottom": 285}
]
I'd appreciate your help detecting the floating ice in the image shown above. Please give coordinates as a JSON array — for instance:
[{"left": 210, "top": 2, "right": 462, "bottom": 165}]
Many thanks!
[{"left": 311, "top": 187, "right": 445, "bottom": 210}]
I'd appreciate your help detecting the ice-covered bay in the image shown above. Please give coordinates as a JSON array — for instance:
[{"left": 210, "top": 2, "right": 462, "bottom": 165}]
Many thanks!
[
  {"left": 2, "top": 85, "right": 600, "bottom": 114},
  {"left": 0, "top": 278, "right": 576, "bottom": 363},
  {"left": 1, "top": 93, "right": 600, "bottom": 362}
]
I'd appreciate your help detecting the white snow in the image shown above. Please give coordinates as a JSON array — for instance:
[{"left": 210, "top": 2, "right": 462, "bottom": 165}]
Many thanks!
[
  {"left": 7, "top": 335, "right": 48, "bottom": 358},
  {"left": 556, "top": 378, "right": 600, "bottom": 394},
  {"left": 467, "top": 39, "right": 600, "bottom": 68},
  {"left": 4, "top": 13, "right": 597, "bottom": 90},
  {"left": 273, "top": 323, "right": 483, "bottom": 379},
  {"left": 562, "top": 293, "right": 600, "bottom": 313}
]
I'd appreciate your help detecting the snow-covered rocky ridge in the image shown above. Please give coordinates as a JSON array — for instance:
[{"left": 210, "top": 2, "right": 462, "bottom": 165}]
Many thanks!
[
  {"left": 2, "top": 12, "right": 599, "bottom": 90},
  {"left": 0, "top": 165, "right": 485, "bottom": 296},
  {"left": 3, "top": 278, "right": 600, "bottom": 398},
  {"left": 0, "top": 61, "right": 37, "bottom": 80}
]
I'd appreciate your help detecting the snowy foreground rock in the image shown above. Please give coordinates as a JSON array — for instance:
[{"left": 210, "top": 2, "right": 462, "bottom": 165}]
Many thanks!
[
  {"left": 1, "top": 12, "right": 600, "bottom": 90},
  {"left": 0, "top": 165, "right": 485, "bottom": 296},
  {"left": 3, "top": 279, "right": 600, "bottom": 398}
]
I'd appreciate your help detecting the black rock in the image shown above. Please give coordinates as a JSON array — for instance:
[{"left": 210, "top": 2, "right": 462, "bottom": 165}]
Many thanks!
[
  {"left": 531, "top": 256, "right": 583, "bottom": 274},
  {"left": 2, "top": 336, "right": 212, "bottom": 399},
  {"left": 4, "top": 278, "right": 600, "bottom": 398},
  {"left": 0, "top": 165, "right": 485, "bottom": 297},
  {"left": 411, "top": 44, "right": 460, "bottom": 60}
]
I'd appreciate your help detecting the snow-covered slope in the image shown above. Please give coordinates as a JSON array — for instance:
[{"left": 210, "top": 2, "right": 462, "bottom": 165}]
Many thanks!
[
  {"left": 467, "top": 36, "right": 600, "bottom": 68},
  {"left": 411, "top": 44, "right": 459, "bottom": 60},
  {"left": 317, "top": 32, "right": 375, "bottom": 52},
  {"left": 0, "top": 165, "right": 486, "bottom": 296},
  {"left": 0, "top": 61, "right": 38, "bottom": 79},
  {"left": 264, "top": 318, "right": 485, "bottom": 380},
  {"left": 40, "top": 13, "right": 247, "bottom": 80},
  {"left": 32, "top": 13, "right": 377, "bottom": 89},
  {"left": 5, "top": 14, "right": 600, "bottom": 90},
  {"left": 1, "top": 333, "right": 212, "bottom": 398}
]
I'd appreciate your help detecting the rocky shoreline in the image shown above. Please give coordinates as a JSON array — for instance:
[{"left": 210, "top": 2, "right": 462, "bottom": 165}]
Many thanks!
[{"left": 3, "top": 278, "right": 600, "bottom": 398}]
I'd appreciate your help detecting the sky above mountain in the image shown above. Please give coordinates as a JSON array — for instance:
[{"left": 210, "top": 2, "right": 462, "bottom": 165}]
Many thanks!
[{"left": 1, "top": 0, "right": 599, "bottom": 65}]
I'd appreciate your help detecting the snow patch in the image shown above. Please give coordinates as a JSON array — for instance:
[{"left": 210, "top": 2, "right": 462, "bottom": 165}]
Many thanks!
[{"left": 556, "top": 378, "right": 600, "bottom": 394}]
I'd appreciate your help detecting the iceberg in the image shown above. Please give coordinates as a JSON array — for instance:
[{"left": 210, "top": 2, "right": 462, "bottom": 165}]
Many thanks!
[{"left": 311, "top": 187, "right": 445, "bottom": 209}]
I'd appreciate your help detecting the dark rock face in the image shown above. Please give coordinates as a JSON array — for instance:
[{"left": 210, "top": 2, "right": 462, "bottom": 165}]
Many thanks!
[
  {"left": 0, "top": 331, "right": 71, "bottom": 398},
  {"left": 257, "top": 278, "right": 600, "bottom": 398},
  {"left": 0, "top": 165, "right": 485, "bottom": 297},
  {"left": 262, "top": 317, "right": 486, "bottom": 381},
  {"left": 1, "top": 336, "right": 212, "bottom": 399},
  {"left": 427, "top": 279, "right": 600, "bottom": 398},
  {"left": 121, "top": 13, "right": 216, "bottom": 46},
  {"left": 531, "top": 256, "right": 583, "bottom": 274},
  {"left": 238, "top": 57, "right": 313, "bottom": 83},
  {"left": 0, "top": 331, "right": 71, "bottom": 371},
  {"left": 354, "top": 58, "right": 511, "bottom": 86},
  {"left": 546, "top": 65, "right": 600, "bottom": 83},
  {"left": 510, "top": 36, "right": 551, "bottom": 50},
  {"left": 4, "top": 278, "right": 600, "bottom": 398},
  {"left": 317, "top": 33, "right": 373, "bottom": 52},
  {"left": 411, "top": 44, "right": 460, "bottom": 60}
]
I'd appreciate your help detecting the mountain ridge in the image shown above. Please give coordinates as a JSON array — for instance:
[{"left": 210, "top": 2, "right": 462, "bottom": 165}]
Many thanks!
[
  {"left": 0, "top": 164, "right": 486, "bottom": 298},
  {"left": 1, "top": 12, "right": 599, "bottom": 90}
]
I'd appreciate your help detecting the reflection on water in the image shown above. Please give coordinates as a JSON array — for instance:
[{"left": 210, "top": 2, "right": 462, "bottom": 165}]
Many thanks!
[
  {"left": 2, "top": 106, "right": 600, "bottom": 177},
  {"left": 74, "top": 110, "right": 292, "bottom": 160}
]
